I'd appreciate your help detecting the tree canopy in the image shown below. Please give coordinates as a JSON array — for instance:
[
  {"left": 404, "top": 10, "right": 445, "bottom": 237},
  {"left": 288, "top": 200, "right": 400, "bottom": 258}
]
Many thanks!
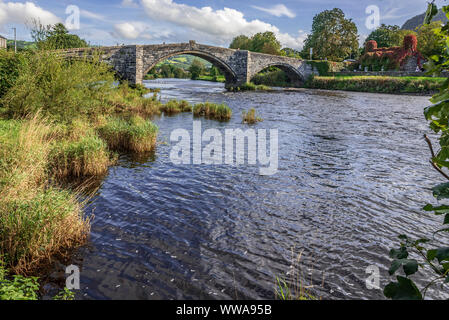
[
  {"left": 301, "top": 8, "right": 359, "bottom": 61},
  {"left": 189, "top": 58, "right": 205, "bottom": 80},
  {"left": 416, "top": 20, "right": 444, "bottom": 58},
  {"left": 230, "top": 31, "right": 282, "bottom": 55},
  {"left": 31, "top": 21, "right": 88, "bottom": 50},
  {"left": 365, "top": 24, "right": 416, "bottom": 48}
]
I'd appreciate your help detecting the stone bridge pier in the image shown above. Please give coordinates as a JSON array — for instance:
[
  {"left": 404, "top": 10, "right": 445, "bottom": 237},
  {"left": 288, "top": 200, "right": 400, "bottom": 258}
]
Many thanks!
[{"left": 62, "top": 41, "right": 317, "bottom": 88}]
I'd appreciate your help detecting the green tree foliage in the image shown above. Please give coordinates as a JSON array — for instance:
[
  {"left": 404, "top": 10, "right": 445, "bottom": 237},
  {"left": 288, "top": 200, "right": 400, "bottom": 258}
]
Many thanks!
[
  {"left": 364, "top": 24, "right": 417, "bottom": 50},
  {"left": 249, "top": 32, "right": 281, "bottom": 55},
  {"left": 229, "top": 35, "right": 251, "bottom": 50},
  {"left": 230, "top": 32, "right": 282, "bottom": 55},
  {"left": 31, "top": 21, "right": 88, "bottom": 50},
  {"left": 383, "top": 2, "right": 449, "bottom": 300},
  {"left": 189, "top": 58, "right": 205, "bottom": 80},
  {"left": 301, "top": 8, "right": 358, "bottom": 61},
  {"left": 281, "top": 48, "right": 302, "bottom": 58},
  {"left": 365, "top": 24, "right": 403, "bottom": 48},
  {"left": 417, "top": 21, "right": 444, "bottom": 58}
]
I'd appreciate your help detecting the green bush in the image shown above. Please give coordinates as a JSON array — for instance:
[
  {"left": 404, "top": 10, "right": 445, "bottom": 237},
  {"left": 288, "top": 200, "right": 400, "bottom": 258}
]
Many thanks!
[
  {"left": 0, "top": 51, "right": 26, "bottom": 100},
  {"left": 2, "top": 51, "right": 116, "bottom": 123}
]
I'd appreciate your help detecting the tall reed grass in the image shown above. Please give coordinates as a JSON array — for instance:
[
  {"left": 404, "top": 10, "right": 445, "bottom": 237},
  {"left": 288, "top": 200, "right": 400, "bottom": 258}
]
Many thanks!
[
  {"left": 97, "top": 115, "right": 159, "bottom": 153},
  {"left": 0, "top": 115, "right": 90, "bottom": 275},
  {"left": 193, "top": 102, "right": 232, "bottom": 121}
]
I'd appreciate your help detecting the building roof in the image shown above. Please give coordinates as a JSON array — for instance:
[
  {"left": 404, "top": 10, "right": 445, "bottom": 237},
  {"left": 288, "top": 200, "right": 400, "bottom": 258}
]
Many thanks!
[{"left": 0, "top": 35, "right": 6, "bottom": 39}]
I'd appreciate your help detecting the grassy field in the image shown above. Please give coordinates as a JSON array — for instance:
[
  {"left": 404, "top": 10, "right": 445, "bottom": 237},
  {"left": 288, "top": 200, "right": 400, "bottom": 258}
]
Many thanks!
[{"left": 197, "top": 75, "right": 226, "bottom": 82}]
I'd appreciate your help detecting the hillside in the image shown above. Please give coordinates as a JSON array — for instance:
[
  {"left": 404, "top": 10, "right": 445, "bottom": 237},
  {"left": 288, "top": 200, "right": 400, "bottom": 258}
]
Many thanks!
[
  {"left": 156, "top": 54, "right": 212, "bottom": 70},
  {"left": 401, "top": 9, "right": 448, "bottom": 30},
  {"left": 6, "top": 40, "right": 37, "bottom": 50}
]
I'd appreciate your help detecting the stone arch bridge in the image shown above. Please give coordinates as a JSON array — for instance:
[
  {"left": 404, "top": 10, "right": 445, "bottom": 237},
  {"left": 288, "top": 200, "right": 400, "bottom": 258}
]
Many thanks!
[{"left": 61, "top": 41, "right": 316, "bottom": 88}]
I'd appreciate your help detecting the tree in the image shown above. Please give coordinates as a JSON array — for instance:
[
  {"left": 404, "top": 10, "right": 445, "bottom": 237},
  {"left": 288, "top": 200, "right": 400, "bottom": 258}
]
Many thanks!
[
  {"left": 301, "top": 8, "right": 358, "bottom": 61},
  {"left": 189, "top": 58, "right": 205, "bottom": 80},
  {"left": 249, "top": 32, "right": 281, "bottom": 55},
  {"left": 365, "top": 24, "right": 402, "bottom": 48},
  {"left": 417, "top": 20, "right": 444, "bottom": 58},
  {"left": 229, "top": 32, "right": 282, "bottom": 55},
  {"left": 31, "top": 21, "right": 88, "bottom": 50},
  {"left": 229, "top": 35, "right": 251, "bottom": 50}
]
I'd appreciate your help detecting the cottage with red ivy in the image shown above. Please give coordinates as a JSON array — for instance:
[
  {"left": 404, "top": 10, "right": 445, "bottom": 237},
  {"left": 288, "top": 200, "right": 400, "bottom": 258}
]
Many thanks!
[{"left": 360, "top": 34, "right": 425, "bottom": 72}]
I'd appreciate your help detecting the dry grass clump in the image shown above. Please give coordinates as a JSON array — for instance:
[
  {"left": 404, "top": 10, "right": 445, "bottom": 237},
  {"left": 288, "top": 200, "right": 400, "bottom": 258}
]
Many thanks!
[
  {"left": 242, "top": 108, "right": 263, "bottom": 124},
  {"left": 193, "top": 102, "right": 232, "bottom": 121},
  {"left": 0, "top": 115, "right": 90, "bottom": 275},
  {"left": 159, "top": 99, "right": 192, "bottom": 115},
  {"left": 97, "top": 115, "right": 159, "bottom": 153},
  {"left": 49, "top": 133, "right": 111, "bottom": 179}
]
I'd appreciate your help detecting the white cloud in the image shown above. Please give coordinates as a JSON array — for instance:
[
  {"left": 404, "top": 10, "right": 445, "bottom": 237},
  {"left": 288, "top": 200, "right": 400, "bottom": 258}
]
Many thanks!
[
  {"left": 113, "top": 22, "right": 142, "bottom": 39},
  {"left": 80, "top": 9, "right": 106, "bottom": 22},
  {"left": 121, "top": 0, "right": 139, "bottom": 8},
  {"left": 0, "top": 1, "right": 60, "bottom": 27},
  {"left": 140, "top": 0, "right": 305, "bottom": 49},
  {"left": 251, "top": 4, "right": 296, "bottom": 18},
  {"left": 112, "top": 21, "right": 173, "bottom": 41},
  {"left": 277, "top": 30, "right": 307, "bottom": 49}
]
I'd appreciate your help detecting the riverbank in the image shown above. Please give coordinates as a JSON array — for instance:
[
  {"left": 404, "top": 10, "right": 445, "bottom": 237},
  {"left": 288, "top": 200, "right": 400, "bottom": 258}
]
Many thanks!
[
  {"left": 303, "top": 75, "right": 445, "bottom": 94},
  {"left": 251, "top": 68, "right": 446, "bottom": 94}
]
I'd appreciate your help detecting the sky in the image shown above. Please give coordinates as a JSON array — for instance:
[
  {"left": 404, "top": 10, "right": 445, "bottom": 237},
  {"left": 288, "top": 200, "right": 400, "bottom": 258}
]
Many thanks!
[{"left": 0, "top": 0, "right": 446, "bottom": 49}]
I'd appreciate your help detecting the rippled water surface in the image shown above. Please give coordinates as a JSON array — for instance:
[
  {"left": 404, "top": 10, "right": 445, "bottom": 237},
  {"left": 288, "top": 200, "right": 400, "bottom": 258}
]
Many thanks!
[{"left": 76, "top": 79, "right": 448, "bottom": 300}]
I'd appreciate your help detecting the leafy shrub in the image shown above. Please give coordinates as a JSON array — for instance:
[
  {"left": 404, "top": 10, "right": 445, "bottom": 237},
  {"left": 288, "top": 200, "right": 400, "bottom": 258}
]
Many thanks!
[
  {"left": 0, "top": 51, "right": 26, "bottom": 100},
  {"left": 0, "top": 262, "right": 39, "bottom": 300},
  {"left": 2, "top": 51, "right": 116, "bottom": 123}
]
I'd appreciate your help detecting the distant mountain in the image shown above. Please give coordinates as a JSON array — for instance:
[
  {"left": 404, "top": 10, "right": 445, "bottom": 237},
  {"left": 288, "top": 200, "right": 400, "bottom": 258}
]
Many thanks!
[{"left": 401, "top": 9, "right": 448, "bottom": 30}]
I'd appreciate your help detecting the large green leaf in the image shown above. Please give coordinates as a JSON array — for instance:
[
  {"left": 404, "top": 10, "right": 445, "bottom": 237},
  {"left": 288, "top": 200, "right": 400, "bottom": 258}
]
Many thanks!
[
  {"left": 423, "top": 204, "right": 449, "bottom": 215},
  {"left": 389, "top": 247, "right": 408, "bottom": 259},
  {"left": 432, "top": 183, "right": 449, "bottom": 200},
  {"left": 384, "top": 276, "right": 423, "bottom": 300},
  {"left": 389, "top": 259, "right": 418, "bottom": 276},
  {"left": 435, "top": 247, "right": 449, "bottom": 262}
]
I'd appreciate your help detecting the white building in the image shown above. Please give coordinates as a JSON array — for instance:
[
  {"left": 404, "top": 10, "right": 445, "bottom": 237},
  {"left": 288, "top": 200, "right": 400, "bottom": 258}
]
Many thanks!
[{"left": 0, "top": 35, "right": 6, "bottom": 49}]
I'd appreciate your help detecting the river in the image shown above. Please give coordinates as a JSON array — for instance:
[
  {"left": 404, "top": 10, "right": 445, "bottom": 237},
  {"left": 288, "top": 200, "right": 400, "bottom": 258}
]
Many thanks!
[{"left": 71, "top": 79, "right": 448, "bottom": 300}]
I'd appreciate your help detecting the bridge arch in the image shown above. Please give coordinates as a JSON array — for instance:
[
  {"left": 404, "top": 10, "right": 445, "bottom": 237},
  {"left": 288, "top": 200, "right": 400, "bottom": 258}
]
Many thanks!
[
  {"left": 250, "top": 63, "right": 305, "bottom": 86},
  {"left": 142, "top": 50, "right": 237, "bottom": 85}
]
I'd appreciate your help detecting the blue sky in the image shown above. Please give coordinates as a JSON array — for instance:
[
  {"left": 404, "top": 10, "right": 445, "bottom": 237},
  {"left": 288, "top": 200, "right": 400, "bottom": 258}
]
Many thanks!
[{"left": 0, "top": 0, "right": 445, "bottom": 49}]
